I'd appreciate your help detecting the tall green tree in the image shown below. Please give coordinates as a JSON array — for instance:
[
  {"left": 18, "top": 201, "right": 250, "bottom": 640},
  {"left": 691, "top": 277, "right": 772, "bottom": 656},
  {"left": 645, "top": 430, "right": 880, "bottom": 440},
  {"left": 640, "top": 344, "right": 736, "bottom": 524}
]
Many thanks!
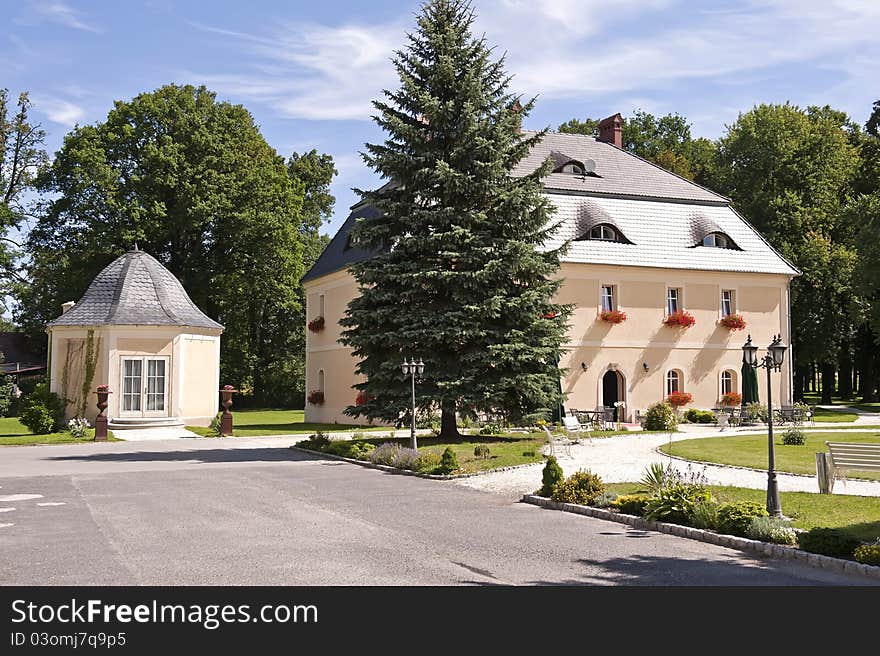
[
  {"left": 340, "top": 0, "right": 570, "bottom": 438},
  {"left": 559, "top": 109, "right": 716, "bottom": 185},
  {"left": 714, "top": 103, "right": 861, "bottom": 402},
  {"left": 0, "top": 90, "right": 47, "bottom": 304},
  {"left": 20, "top": 84, "right": 305, "bottom": 402}
]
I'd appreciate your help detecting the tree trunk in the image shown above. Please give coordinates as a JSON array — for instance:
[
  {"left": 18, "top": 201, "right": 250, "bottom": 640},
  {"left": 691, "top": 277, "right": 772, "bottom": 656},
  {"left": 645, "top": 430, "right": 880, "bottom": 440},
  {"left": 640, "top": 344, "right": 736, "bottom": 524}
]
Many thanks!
[
  {"left": 439, "top": 398, "right": 461, "bottom": 440},
  {"left": 820, "top": 363, "right": 835, "bottom": 405},
  {"left": 863, "top": 353, "right": 877, "bottom": 403},
  {"left": 838, "top": 351, "right": 853, "bottom": 399},
  {"left": 793, "top": 363, "right": 806, "bottom": 402}
]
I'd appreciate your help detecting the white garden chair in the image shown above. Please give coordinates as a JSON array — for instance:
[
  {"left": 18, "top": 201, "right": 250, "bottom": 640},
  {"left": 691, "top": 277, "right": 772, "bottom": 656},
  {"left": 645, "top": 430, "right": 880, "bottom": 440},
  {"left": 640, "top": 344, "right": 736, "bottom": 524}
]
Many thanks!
[
  {"left": 563, "top": 414, "right": 592, "bottom": 445},
  {"left": 541, "top": 425, "right": 574, "bottom": 458}
]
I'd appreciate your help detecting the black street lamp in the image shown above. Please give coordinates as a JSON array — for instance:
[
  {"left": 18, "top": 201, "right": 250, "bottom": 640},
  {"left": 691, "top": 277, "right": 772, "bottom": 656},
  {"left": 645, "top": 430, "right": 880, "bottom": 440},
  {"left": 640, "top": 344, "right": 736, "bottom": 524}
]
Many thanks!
[
  {"left": 401, "top": 358, "right": 425, "bottom": 450},
  {"left": 742, "top": 333, "right": 788, "bottom": 518}
]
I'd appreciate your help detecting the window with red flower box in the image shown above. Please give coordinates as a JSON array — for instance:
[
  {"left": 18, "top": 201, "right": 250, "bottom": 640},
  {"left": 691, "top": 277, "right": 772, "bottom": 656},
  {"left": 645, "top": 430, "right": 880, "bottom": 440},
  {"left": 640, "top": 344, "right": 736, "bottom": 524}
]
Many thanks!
[
  {"left": 666, "top": 391, "right": 693, "bottom": 408},
  {"left": 599, "top": 309, "right": 627, "bottom": 324},
  {"left": 664, "top": 309, "right": 696, "bottom": 328},
  {"left": 307, "top": 316, "right": 325, "bottom": 333},
  {"left": 307, "top": 390, "right": 324, "bottom": 405},
  {"left": 719, "top": 314, "right": 746, "bottom": 331}
]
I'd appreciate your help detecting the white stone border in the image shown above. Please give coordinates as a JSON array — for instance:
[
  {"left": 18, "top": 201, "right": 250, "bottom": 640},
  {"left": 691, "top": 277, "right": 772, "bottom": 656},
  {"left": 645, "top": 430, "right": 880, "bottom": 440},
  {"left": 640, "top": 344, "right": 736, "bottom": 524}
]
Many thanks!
[{"left": 521, "top": 494, "right": 880, "bottom": 581}]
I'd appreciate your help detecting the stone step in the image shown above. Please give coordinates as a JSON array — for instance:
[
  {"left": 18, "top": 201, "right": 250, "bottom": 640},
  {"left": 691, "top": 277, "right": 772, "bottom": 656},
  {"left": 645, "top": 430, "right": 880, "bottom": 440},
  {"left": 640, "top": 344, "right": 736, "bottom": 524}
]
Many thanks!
[{"left": 108, "top": 416, "right": 185, "bottom": 430}]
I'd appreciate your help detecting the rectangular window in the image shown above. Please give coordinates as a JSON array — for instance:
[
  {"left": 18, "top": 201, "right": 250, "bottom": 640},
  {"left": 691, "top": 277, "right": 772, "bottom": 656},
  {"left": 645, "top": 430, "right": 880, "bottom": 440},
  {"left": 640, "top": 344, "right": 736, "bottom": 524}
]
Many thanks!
[
  {"left": 667, "top": 288, "right": 680, "bottom": 315},
  {"left": 721, "top": 290, "right": 734, "bottom": 317},
  {"left": 319, "top": 294, "right": 325, "bottom": 318},
  {"left": 601, "top": 285, "right": 615, "bottom": 312}
]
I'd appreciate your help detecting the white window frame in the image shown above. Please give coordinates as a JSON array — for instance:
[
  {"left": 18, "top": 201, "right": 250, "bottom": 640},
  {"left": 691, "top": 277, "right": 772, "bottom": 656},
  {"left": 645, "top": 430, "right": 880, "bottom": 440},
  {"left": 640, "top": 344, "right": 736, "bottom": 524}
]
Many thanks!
[
  {"left": 666, "top": 287, "right": 682, "bottom": 316},
  {"left": 666, "top": 369, "right": 682, "bottom": 396},
  {"left": 600, "top": 284, "right": 616, "bottom": 312},
  {"left": 702, "top": 233, "right": 729, "bottom": 248},
  {"left": 721, "top": 289, "right": 735, "bottom": 318},
  {"left": 721, "top": 370, "right": 735, "bottom": 396},
  {"left": 119, "top": 356, "right": 170, "bottom": 418},
  {"left": 562, "top": 163, "right": 584, "bottom": 174},
  {"left": 319, "top": 293, "right": 325, "bottom": 318},
  {"left": 590, "top": 225, "right": 617, "bottom": 241}
]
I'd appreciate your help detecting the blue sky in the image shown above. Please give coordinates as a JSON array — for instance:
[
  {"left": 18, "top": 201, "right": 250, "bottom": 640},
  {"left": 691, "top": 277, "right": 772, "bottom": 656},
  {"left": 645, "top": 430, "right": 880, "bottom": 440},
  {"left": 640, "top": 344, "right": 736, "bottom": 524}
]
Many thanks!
[{"left": 4, "top": 0, "right": 879, "bottom": 235}]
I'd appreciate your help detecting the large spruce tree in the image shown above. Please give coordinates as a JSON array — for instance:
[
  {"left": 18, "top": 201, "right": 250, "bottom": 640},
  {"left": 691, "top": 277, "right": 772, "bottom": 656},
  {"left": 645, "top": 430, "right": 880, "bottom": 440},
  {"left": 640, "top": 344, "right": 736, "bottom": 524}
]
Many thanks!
[{"left": 340, "top": 0, "right": 569, "bottom": 438}]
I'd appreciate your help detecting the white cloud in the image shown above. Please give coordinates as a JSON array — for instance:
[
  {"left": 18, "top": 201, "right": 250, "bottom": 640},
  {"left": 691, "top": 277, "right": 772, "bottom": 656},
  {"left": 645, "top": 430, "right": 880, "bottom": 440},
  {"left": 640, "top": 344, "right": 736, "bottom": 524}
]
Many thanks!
[
  {"left": 187, "top": 0, "right": 880, "bottom": 122},
  {"left": 17, "top": 1, "right": 102, "bottom": 33},
  {"left": 33, "top": 96, "right": 86, "bottom": 127}
]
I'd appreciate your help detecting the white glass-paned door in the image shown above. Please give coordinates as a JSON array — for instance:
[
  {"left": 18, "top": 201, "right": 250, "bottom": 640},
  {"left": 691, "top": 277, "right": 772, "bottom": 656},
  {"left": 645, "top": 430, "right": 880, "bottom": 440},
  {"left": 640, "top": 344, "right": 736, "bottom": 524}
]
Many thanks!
[
  {"left": 122, "top": 359, "right": 142, "bottom": 413},
  {"left": 120, "top": 356, "right": 169, "bottom": 417}
]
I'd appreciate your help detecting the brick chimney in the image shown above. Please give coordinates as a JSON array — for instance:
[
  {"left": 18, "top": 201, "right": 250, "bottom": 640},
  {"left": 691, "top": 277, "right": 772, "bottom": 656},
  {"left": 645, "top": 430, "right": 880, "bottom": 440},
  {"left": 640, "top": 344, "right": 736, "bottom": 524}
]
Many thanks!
[{"left": 597, "top": 113, "right": 624, "bottom": 148}]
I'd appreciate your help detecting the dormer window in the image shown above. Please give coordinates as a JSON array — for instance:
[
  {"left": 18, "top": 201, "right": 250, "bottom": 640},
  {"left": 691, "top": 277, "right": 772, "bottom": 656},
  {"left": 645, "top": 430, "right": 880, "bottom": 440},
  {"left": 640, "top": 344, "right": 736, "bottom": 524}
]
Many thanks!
[
  {"left": 589, "top": 225, "right": 619, "bottom": 241},
  {"left": 561, "top": 163, "right": 584, "bottom": 175},
  {"left": 702, "top": 232, "right": 730, "bottom": 248}
]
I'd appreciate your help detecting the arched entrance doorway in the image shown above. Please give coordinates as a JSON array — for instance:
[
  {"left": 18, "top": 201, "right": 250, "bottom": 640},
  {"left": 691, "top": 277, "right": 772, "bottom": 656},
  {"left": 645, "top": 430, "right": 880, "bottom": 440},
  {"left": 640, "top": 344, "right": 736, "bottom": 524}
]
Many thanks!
[{"left": 602, "top": 369, "right": 625, "bottom": 420}]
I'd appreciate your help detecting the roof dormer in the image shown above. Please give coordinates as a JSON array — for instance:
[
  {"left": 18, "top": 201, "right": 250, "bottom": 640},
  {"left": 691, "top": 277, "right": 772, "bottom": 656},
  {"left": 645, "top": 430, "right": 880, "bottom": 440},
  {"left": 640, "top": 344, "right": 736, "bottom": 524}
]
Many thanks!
[
  {"left": 689, "top": 213, "right": 741, "bottom": 250},
  {"left": 549, "top": 150, "right": 598, "bottom": 176}
]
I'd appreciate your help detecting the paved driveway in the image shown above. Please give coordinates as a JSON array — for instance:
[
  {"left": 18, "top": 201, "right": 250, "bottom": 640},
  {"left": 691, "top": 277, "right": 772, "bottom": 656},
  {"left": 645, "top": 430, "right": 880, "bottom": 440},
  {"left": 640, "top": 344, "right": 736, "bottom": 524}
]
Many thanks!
[{"left": 0, "top": 439, "right": 871, "bottom": 585}]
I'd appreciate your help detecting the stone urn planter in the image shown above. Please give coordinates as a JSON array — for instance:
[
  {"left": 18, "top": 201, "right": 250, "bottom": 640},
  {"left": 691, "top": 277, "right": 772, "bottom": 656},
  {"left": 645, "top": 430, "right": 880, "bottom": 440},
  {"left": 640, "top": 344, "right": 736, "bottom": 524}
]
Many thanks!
[
  {"left": 219, "top": 385, "right": 237, "bottom": 437},
  {"left": 95, "top": 385, "right": 111, "bottom": 441}
]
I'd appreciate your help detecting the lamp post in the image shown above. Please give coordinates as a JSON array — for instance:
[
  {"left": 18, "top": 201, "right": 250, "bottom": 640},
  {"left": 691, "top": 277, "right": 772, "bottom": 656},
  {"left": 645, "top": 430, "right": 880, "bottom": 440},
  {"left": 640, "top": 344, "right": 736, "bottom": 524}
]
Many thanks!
[
  {"left": 742, "top": 333, "right": 788, "bottom": 518},
  {"left": 401, "top": 358, "right": 425, "bottom": 450}
]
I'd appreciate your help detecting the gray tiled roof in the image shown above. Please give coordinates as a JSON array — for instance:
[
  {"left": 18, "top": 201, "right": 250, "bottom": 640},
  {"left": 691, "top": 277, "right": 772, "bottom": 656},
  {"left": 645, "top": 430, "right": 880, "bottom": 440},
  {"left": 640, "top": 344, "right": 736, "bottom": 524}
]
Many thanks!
[
  {"left": 48, "top": 250, "right": 223, "bottom": 330},
  {"left": 301, "top": 205, "right": 379, "bottom": 283},
  {"left": 514, "top": 130, "right": 728, "bottom": 203}
]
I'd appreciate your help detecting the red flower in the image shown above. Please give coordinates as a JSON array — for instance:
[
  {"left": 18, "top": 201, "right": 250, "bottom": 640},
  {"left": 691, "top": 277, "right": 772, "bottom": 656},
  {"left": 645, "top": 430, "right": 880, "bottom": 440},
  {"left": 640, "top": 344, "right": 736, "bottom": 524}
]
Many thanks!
[
  {"left": 96, "top": 384, "right": 111, "bottom": 393},
  {"left": 355, "top": 391, "right": 374, "bottom": 406},
  {"left": 720, "top": 391, "right": 742, "bottom": 406},
  {"left": 666, "top": 391, "right": 693, "bottom": 408},
  {"left": 308, "top": 316, "right": 325, "bottom": 333},
  {"left": 542, "top": 311, "right": 559, "bottom": 320},
  {"left": 719, "top": 314, "right": 747, "bottom": 331},
  {"left": 665, "top": 310, "right": 696, "bottom": 328},
  {"left": 599, "top": 309, "right": 627, "bottom": 324},
  {"left": 307, "top": 390, "right": 325, "bottom": 405}
]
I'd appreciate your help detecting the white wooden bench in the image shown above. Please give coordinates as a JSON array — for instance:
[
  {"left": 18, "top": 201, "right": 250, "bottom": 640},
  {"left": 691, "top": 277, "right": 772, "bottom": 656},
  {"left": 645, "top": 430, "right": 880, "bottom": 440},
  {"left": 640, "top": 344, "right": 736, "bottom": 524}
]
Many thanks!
[{"left": 816, "top": 442, "right": 880, "bottom": 493}]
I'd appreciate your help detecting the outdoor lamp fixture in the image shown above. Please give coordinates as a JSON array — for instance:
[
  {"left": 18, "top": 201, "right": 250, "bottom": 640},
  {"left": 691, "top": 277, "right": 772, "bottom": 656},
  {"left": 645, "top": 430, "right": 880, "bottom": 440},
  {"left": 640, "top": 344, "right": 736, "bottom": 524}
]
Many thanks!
[
  {"left": 642, "top": 362, "right": 649, "bottom": 373},
  {"left": 742, "top": 333, "right": 788, "bottom": 518},
  {"left": 401, "top": 357, "right": 425, "bottom": 450},
  {"left": 580, "top": 362, "right": 588, "bottom": 372}
]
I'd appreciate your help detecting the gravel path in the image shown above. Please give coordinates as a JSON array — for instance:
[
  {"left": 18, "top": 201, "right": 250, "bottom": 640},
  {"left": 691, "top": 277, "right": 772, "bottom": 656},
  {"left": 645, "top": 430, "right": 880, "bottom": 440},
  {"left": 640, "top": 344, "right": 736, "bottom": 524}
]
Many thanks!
[{"left": 452, "top": 422, "right": 880, "bottom": 499}]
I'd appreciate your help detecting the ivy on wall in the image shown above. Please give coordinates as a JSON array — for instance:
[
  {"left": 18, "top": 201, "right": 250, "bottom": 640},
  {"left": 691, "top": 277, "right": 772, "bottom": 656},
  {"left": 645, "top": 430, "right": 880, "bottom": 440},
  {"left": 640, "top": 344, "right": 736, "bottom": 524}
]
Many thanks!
[{"left": 60, "top": 330, "right": 102, "bottom": 418}]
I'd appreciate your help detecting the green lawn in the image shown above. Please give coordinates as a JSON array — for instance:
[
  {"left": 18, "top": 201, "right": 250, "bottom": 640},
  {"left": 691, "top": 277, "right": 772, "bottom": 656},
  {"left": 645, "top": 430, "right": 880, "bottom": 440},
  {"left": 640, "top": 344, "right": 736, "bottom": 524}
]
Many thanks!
[
  {"left": 605, "top": 482, "right": 880, "bottom": 542},
  {"left": 659, "top": 430, "right": 880, "bottom": 481},
  {"left": 185, "top": 408, "right": 385, "bottom": 437},
  {"left": 0, "top": 416, "right": 119, "bottom": 446},
  {"left": 811, "top": 407, "right": 858, "bottom": 423}
]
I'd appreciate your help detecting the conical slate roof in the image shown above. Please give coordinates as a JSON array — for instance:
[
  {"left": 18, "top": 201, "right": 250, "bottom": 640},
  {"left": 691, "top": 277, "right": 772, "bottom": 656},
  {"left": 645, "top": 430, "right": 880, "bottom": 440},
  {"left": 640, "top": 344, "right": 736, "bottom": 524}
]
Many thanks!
[{"left": 48, "top": 249, "right": 223, "bottom": 330}]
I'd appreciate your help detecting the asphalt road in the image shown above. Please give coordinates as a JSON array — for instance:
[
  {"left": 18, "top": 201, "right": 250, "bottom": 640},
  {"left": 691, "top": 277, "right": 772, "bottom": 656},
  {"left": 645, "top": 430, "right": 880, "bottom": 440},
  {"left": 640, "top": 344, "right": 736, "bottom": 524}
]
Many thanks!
[{"left": 0, "top": 439, "right": 873, "bottom": 585}]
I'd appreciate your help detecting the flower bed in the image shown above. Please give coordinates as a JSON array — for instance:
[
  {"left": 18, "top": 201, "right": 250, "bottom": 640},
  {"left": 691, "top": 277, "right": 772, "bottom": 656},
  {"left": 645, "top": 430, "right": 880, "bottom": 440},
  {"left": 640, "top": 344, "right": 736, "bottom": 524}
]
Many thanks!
[
  {"left": 307, "top": 316, "right": 325, "bottom": 332},
  {"left": 664, "top": 310, "right": 695, "bottom": 328},
  {"left": 599, "top": 309, "right": 627, "bottom": 324},
  {"left": 719, "top": 314, "right": 747, "bottom": 331}
]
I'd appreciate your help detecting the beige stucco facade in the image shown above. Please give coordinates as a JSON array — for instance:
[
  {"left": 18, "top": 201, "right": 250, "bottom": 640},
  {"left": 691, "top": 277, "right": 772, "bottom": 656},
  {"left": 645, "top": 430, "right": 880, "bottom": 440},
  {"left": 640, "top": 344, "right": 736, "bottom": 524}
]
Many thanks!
[
  {"left": 48, "top": 325, "right": 222, "bottom": 426},
  {"left": 304, "top": 263, "right": 793, "bottom": 424}
]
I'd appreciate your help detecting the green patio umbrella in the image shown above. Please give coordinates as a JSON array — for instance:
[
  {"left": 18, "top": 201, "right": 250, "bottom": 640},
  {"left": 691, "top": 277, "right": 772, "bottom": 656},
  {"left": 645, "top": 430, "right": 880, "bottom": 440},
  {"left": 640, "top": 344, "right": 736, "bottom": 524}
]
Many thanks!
[{"left": 741, "top": 355, "right": 759, "bottom": 405}]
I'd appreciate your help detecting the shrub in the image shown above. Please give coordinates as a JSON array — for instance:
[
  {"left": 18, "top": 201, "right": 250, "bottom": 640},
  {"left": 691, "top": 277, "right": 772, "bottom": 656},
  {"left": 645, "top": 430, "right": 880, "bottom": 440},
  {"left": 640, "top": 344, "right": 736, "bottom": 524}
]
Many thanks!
[
  {"left": 746, "top": 516, "right": 798, "bottom": 545},
  {"left": 717, "top": 502, "right": 768, "bottom": 537},
  {"left": 209, "top": 412, "right": 223, "bottom": 436},
  {"left": 351, "top": 429, "right": 366, "bottom": 440},
  {"left": 644, "top": 402, "right": 678, "bottom": 431},
  {"left": 638, "top": 462, "right": 678, "bottom": 495},
  {"left": 0, "top": 373, "right": 13, "bottom": 417},
  {"left": 688, "top": 500, "right": 720, "bottom": 530},
  {"left": 853, "top": 540, "right": 880, "bottom": 566},
  {"left": 392, "top": 448, "right": 422, "bottom": 471},
  {"left": 643, "top": 483, "right": 711, "bottom": 525},
  {"left": 416, "top": 451, "right": 441, "bottom": 473},
  {"left": 539, "top": 456, "right": 564, "bottom": 497},
  {"left": 415, "top": 413, "right": 440, "bottom": 430},
  {"left": 67, "top": 417, "right": 91, "bottom": 439},
  {"left": 20, "top": 384, "right": 65, "bottom": 434},
  {"left": 551, "top": 470, "right": 605, "bottom": 505},
  {"left": 591, "top": 491, "right": 618, "bottom": 508},
  {"left": 684, "top": 408, "right": 715, "bottom": 424},
  {"left": 797, "top": 528, "right": 861, "bottom": 559},
  {"left": 744, "top": 402, "right": 768, "bottom": 423},
  {"left": 473, "top": 444, "right": 491, "bottom": 459},
  {"left": 781, "top": 428, "right": 806, "bottom": 446},
  {"left": 479, "top": 423, "right": 503, "bottom": 436},
  {"left": 437, "top": 447, "right": 459, "bottom": 474},
  {"left": 368, "top": 442, "right": 400, "bottom": 466},
  {"left": 612, "top": 494, "right": 651, "bottom": 516}
]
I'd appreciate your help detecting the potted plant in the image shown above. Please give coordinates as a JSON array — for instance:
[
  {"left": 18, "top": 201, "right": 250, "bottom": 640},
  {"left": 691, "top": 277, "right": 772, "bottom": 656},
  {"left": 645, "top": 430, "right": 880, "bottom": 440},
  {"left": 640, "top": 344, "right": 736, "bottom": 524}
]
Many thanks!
[
  {"left": 307, "top": 316, "right": 325, "bottom": 333},
  {"left": 599, "top": 309, "right": 627, "bottom": 324},
  {"left": 664, "top": 310, "right": 696, "bottom": 328},
  {"left": 666, "top": 391, "right": 693, "bottom": 408},
  {"left": 719, "top": 314, "right": 747, "bottom": 331},
  {"left": 307, "top": 390, "right": 325, "bottom": 405},
  {"left": 720, "top": 391, "right": 742, "bottom": 407}
]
